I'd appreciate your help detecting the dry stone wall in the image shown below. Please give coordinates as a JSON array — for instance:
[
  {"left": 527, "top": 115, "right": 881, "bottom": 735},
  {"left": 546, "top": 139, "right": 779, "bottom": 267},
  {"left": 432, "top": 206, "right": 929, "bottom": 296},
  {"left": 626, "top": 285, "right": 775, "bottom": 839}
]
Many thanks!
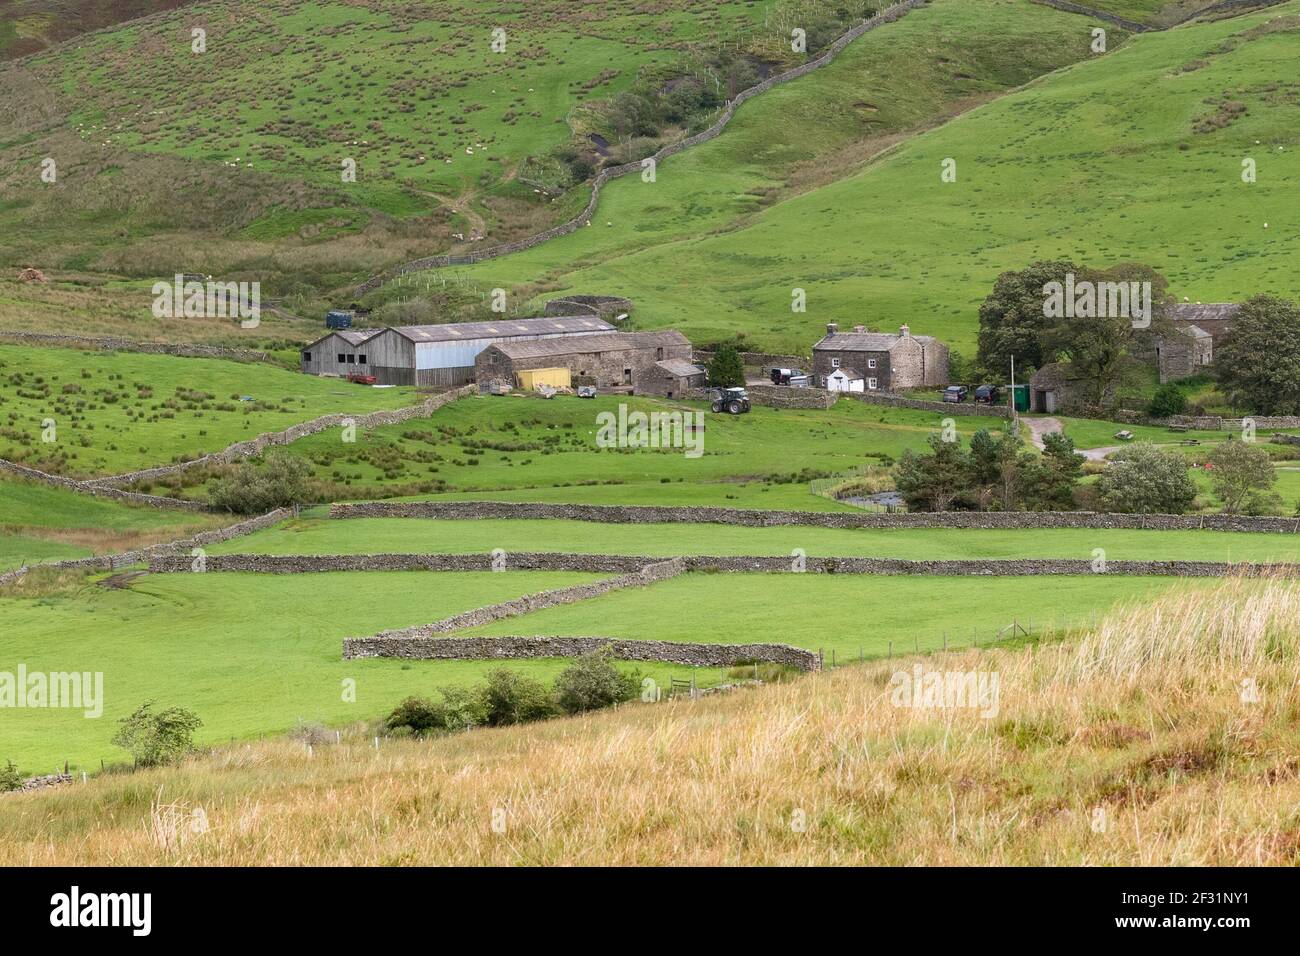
[
  {"left": 0, "top": 330, "right": 273, "bottom": 363},
  {"left": 354, "top": 0, "right": 928, "bottom": 296},
  {"left": 344, "top": 634, "right": 820, "bottom": 671},
  {"left": 75, "top": 385, "right": 475, "bottom": 489},
  {"left": 332, "top": 500, "right": 1300, "bottom": 534},
  {"left": 0, "top": 508, "right": 291, "bottom": 588},
  {"left": 359, "top": 558, "right": 684, "bottom": 641},
  {"left": 839, "top": 391, "right": 1010, "bottom": 417},
  {"left": 0, "top": 459, "right": 208, "bottom": 511},
  {"left": 156, "top": 551, "right": 1300, "bottom": 578}
]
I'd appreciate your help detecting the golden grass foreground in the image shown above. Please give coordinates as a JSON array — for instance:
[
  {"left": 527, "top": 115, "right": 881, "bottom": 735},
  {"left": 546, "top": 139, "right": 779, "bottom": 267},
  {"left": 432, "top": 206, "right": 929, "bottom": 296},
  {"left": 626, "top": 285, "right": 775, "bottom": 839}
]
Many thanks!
[{"left": 3, "top": 578, "right": 1299, "bottom": 865}]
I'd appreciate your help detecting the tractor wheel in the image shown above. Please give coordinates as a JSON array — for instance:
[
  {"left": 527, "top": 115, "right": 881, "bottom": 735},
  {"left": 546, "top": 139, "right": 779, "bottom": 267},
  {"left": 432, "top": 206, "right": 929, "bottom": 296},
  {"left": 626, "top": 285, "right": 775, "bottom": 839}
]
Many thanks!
[
  {"left": 727, "top": 400, "right": 742, "bottom": 414},
  {"left": 711, "top": 401, "right": 723, "bottom": 413}
]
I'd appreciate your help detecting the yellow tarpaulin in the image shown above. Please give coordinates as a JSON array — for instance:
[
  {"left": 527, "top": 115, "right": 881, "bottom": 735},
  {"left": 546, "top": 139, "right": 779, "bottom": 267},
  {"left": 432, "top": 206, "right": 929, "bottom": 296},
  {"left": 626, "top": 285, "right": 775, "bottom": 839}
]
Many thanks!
[{"left": 516, "top": 367, "right": 571, "bottom": 390}]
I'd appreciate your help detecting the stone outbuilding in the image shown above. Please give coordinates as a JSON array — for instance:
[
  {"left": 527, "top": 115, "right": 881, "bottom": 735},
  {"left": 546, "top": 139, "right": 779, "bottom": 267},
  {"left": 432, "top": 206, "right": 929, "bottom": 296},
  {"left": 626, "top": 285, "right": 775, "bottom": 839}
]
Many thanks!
[
  {"left": 634, "top": 358, "right": 707, "bottom": 398},
  {"left": 811, "top": 323, "right": 948, "bottom": 391},
  {"left": 474, "top": 330, "right": 692, "bottom": 389},
  {"left": 1153, "top": 303, "right": 1238, "bottom": 383},
  {"left": 1029, "top": 362, "right": 1116, "bottom": 413}
]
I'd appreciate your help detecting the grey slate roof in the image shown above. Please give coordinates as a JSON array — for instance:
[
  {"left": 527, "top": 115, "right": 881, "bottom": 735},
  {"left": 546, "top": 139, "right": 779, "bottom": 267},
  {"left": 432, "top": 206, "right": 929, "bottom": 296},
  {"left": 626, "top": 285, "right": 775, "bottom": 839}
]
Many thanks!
[
  {"left": 1170, "top": 303, "right": 1240, "bottom": 324},
  {"left": 813, "top": 331, "right": 935, "bottom": 352},
  {"left": 655, "top": 358, "right": 705, "bottom": 377},
  {"left": 304, "top": 328, "right": 384, "bottom": 350},
  {"left": 391, "top": 316, "right": 613, "bottom": 343},
  {"left": 491, "top": 330, "right": 689, "bottom": 360}
]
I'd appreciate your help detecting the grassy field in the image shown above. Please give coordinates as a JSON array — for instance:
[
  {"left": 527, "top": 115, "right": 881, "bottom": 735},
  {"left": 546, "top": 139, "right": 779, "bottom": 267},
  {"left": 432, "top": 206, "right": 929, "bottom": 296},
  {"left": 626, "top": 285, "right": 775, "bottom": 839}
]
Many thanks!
[
  {"left": 460, "top": 572, "right": 1214, "bottom": 658},
  {"left": 438, "top": 0, "right": 1299, "bottom": 355},
  {"left": 0, "top": 568, "right": 736, "bottom": 772},
  {"left": 5, "top": 579, "right": 1293, "bottom": 865},
  {"left": 0, "top": 344, "right": 415, "bottom": 475},
  {"left": 0, "top": 475, "right": 224, "bottom": 569},
  {"left": 147, "top": 392, "right": 1003, "bottom": 500},
  {"left": 215, "top": 514, "right": 1300, "bottom": 563}
]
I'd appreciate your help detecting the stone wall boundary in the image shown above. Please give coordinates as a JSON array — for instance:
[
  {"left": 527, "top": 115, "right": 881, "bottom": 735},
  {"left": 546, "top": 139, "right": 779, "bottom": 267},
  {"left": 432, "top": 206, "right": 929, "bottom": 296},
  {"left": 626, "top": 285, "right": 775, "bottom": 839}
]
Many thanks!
[
  {"left": 353, "top": 558, "right": 685, "bottom": 643},
  {"left": 0, "top": 330, "right": 273, "bottom": 363},
  {"left": 353, "top": 0, "right": 928, "bottom": 296},
  {"left": 0, "top": 384, "right": 475, "bottom": 498},
  {"left": 0, "top": 508, "right": 291, "bottom": 588},
  {"left": 149, "top": 551, "right": 1300, "bottom": 578},
  {"left": 343, "top": 634, "right": 820, "bottom": 671},
  {"left": 330, "top": 500, "right": 1300, "bottom": 534}
]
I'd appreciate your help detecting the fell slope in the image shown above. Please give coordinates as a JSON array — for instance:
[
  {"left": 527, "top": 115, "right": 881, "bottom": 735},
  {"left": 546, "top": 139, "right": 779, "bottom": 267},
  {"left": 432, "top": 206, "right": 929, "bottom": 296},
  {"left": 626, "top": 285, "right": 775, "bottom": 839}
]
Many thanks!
[{"left": 444, "top": 0, "right": 1299, "bottom": 355}]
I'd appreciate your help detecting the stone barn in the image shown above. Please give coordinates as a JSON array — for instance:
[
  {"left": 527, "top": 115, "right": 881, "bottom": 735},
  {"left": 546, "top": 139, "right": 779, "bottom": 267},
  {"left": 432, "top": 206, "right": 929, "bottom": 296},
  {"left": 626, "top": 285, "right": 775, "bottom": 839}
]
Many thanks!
[
  {"left": 475, "top": 331, "right": 692, "bottom": 390},
  {"left": 633, "top": 358, "right": 706, "bottom": 398},
  {"left": 811, "top": 323, "right": 948, "bottom": 391}
]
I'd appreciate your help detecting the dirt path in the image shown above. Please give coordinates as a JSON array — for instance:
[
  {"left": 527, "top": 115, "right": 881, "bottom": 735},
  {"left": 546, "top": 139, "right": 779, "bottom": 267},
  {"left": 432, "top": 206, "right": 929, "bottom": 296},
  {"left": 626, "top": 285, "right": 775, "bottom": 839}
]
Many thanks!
[{"left": 1022, "top": 416, "right": 1117, "bottom": 461}]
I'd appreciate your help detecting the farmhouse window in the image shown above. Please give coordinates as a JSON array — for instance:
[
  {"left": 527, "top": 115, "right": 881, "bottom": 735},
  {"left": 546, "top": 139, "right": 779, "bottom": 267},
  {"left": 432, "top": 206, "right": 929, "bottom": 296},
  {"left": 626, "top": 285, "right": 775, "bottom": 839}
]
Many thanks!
[
  {"left": 337, "top": 353, "right": 346, "bottom": 363},
  {"left": 820, "top": 376, "right": 827, "bottom": 386},
  {"left": 868, "top": 378, "right": 878, "bottom": 390},
  {"left": 358, "top": 355, "right": 367, "bottom": 364},
  {"left": 867, "top": 359, "right": 877, "bottom": 369},
  {"left": 346, "top": 354, "right": 355, "bottom": 364},
  {"left": 831, "top": 357, "right": 840, "bottom": 368},
  {"left": 303, "top": 352, "right": 311, "bottom": 362}
]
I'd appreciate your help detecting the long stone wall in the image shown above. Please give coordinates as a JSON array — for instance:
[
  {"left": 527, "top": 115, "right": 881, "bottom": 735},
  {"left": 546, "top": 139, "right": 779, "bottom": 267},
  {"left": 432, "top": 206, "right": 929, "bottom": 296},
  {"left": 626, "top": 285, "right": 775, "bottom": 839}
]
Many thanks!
[
  {"left": 68, "top": 384, "right": 475, "bottom": 489},
  {"left": 839, "top": 391, "right": 1010, "bottom": 418},
  {"left": 343, "top": 634, "right": 821, "bottom": 671},
  {"left": 0, "top": 508, "right": 291, "bottom": 588},
  {"left": 0, "top": 330, "right": 274, "bottom": 363},
  {"left": 0, "top": 459, "right": 208, "bottom": 511},
  {"left": 353, "top": 0, "right": 928, "bottom": 296},
  {"left": 331, "top": 500, "right": 1300, "bottom": 534},
  {"left": 357, "top": 558, "right": 686, "bottom": 644},
  {"left": 154, "top": 551, "right": 1300, "bottom": 578},
  {"left": 1030, "top": 0, "right": 1153, "bottom": 30}
]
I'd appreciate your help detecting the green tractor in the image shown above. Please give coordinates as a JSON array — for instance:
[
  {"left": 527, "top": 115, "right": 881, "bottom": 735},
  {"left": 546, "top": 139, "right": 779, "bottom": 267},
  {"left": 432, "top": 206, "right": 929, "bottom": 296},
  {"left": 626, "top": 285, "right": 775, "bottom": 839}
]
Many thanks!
[{"left": 710, "top": 387, "right": 751, "bottom": 415}]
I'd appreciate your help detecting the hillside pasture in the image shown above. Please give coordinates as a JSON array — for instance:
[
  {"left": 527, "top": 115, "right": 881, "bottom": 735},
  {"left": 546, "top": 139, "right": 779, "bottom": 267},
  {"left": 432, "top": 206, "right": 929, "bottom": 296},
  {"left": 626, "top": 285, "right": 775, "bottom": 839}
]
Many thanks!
[
  {"left": 0, "top": 344, "right": 414, "bottom": 476},
  {"left": 0, "top": 568, "right": 717, "bottom": 772},
  {"left": 212, "top": 514, "right": 1300, "bottom": 563},
  {"left": 441, "top": 0, "right": 1300, "bottom": 355}
]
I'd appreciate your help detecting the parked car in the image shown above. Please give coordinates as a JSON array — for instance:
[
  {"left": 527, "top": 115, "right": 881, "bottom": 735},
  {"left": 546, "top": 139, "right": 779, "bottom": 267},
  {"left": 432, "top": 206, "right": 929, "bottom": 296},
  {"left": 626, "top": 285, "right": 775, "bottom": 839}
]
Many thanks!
[
  {"left": 770, "top": 367, "right": 809, "bottom": 387},
  {"left": 710, "top": 387, "right": 751, "bottom": 415},
  {"left": 577, "top": 385, "right": 597, "bottom": 398},
  {"left": 973, "top": 384, "right": 1000, "bottom": 404},
  {"left": 942, "top": 385, "right": 968, "bottom": 403},
  {"left": 346, "top": 373, "right": 377, "bottom": 385}
]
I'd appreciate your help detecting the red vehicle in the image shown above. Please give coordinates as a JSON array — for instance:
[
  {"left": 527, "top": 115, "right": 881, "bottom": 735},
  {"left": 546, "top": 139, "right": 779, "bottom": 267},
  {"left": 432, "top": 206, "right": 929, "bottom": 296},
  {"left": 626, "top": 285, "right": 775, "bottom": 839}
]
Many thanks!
[{"left": 346, "top": 373, "right": 377, "bottom": 385}]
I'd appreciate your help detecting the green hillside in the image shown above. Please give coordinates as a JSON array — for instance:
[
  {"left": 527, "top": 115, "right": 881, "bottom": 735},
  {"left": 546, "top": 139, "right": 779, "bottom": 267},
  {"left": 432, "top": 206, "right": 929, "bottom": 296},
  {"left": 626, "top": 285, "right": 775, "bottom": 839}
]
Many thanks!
[{"left": 434, "top": 0, "right": 1299, "bottom": 356}]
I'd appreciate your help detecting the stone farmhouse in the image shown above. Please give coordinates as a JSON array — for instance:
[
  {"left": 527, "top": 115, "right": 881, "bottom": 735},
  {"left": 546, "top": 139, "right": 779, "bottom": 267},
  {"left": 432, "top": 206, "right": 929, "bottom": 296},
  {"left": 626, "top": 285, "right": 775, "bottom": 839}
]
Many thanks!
[
  {"left": 475, "top": 330, "right": 692, "bottom": 391},
  {"left": 811, "top": 323, "right": 948, "bottom": 391},
  {"left": 1153, "top": 303, "right": 1239, "bottom": 383},
  {"left": 300, "top": 316, "right": 615, "bottom": 386}
]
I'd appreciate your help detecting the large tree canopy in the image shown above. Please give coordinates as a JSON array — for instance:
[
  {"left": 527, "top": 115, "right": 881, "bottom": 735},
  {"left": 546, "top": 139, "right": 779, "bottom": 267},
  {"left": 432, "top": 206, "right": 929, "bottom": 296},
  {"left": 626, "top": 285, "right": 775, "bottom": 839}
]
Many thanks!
[{"left": 1214, "top": 295, "right": 1300, "bottom": 415}]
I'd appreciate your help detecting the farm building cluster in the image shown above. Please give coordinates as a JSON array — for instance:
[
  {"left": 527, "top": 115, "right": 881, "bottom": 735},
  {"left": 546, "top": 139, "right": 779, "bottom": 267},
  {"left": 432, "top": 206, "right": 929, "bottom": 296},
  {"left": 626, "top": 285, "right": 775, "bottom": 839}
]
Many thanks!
[{"left": 301, "top": 318, "right": 704, "bottom": 396}]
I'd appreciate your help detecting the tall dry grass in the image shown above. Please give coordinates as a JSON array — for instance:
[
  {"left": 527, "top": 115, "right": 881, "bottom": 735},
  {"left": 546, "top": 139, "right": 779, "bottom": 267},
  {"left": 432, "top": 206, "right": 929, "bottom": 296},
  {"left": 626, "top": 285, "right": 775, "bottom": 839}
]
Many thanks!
[{"left": 2, "top": 578, "right": 1298, "bottom": 865}]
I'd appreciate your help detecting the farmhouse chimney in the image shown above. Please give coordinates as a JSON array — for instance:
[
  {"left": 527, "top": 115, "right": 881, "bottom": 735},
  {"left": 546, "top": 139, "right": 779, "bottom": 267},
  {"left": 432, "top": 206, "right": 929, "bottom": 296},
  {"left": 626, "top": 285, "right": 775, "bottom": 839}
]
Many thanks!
[
  {"left": 826, "top": 323, "right": 838, "bottom": 336},
  {"left": 899, "top": 324, "right": 911, "bottom": 337}
]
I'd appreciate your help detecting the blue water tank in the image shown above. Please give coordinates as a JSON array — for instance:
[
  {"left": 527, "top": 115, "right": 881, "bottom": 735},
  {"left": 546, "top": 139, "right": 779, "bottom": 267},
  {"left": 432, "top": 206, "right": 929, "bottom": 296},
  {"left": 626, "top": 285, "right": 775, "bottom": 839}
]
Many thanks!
[{"left": 325, "top": 310, "right": 353, "bottom": 329}]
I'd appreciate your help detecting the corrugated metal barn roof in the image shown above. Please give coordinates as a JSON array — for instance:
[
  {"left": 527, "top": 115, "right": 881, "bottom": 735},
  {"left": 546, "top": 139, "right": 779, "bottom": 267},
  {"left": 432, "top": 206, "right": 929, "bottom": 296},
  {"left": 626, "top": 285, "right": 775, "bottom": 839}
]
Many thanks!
[{"left": 393, "top": 316, "right": 613, "bottom": 343}]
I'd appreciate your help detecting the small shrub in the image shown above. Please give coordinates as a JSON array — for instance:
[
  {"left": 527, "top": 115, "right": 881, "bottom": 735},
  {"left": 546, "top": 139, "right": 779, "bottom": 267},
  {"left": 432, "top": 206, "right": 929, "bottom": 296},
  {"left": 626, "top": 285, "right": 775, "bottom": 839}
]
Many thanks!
[
  {"left": 111, "top": 702, "right": 202, "bottom": 768},
  {"left": 480, "top": 669, "right": 558, "bottom": 726},
  {"left": 554, "top": 648, "right": 639, "bottom": 714},
  {"left": 0, "top": 760, "right": 22, "bottom": 792}
]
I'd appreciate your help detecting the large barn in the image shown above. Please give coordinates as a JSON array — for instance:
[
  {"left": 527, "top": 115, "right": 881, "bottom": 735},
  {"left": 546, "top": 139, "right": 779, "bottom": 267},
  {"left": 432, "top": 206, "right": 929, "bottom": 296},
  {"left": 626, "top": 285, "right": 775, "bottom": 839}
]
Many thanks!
[
  {"left": 475, "top": 330, "right": 691, "bottom": 390},
  {"left": 300, "top": 316, "right": 615, "bottom": 386}
]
